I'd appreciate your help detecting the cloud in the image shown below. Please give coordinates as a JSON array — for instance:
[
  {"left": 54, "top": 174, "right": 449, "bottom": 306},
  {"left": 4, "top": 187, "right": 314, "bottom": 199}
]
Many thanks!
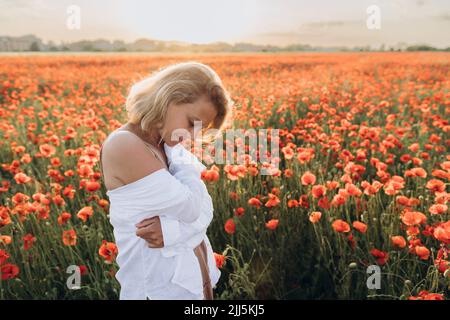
[
  {"left": 0, "top": 0, "right": 53, "bottom": 18},
  {"left": 298, "top": 20, "right": 362, "bottom": 30},
  {"left": 434, "top": 12, "right": 450, "bottom": 20},
  {"left": 249, "top": 20, "right": 364, "bottom": 46}
]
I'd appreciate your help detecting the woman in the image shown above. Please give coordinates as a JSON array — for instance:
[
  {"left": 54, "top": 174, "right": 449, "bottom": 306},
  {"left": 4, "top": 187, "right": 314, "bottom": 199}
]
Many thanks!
[{"left": 99, "top": 61, "right": 232, "bottom": 300}]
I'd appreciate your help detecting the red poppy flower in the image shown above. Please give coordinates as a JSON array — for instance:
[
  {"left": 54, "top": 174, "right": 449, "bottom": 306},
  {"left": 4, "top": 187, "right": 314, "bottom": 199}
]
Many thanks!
[
  {"left": 352, "top": 221, "right": 367, "bottom": 233},
  {"left": 265, "top": 193, "right": 280, "bottom": 208},
  {"left": 0, "top": 249, "right": 10, "bottom": 265},
  {"left": 433, "top": 221, "right": 450, "bottom": 244},
  {"left": 58, "top": 212, "right": 72, "bottom": 225},
  {"left": 234, "top": 207, "right": 245, "bottom": 217},
  {"left": 332, "top": 219, "right": 351, "bottom": 233},
  {"left": 79, "top": 265, "right": 88, "bottom": 276},
  {"left": 425, "top": 179, "right": 445, "bottom": 193},
  {"left": 301, "top": 171, "right": 316, "bottom": 186},
  {"left": 224, "top": 219, "right": 236, "bottom": 234},
  {"left": 77, "top": 206, "right": 93, "bottom": 222},
  {"left": 85, "top": 180, "right": 101, "bottom": 192},
  {"left": 14, "top": 172, "right": 32, "bottom": 184},
  {"left": 213, "top": 253, "right": 225, "bottom": 269},
  {"left": 311, "top": 185, "right": 326, "bottom": 198},
  {"left": 23, "top": 233, "right": 36, "bottom": 250},
  {"left": 98, "top": 240, "right": 118, "bottom": 264},
  {"left": 429, "top": 204, "right": 447, "bottom": 215},
  {"left": 265, "top": 219, "right": 279, "bottom": 230},
  {"left": 391, "top": 236, "right": 407, "bottom": 248},
  {"left": 1, "top": 263, "right": 19, "bottom": 280},
  {"left": 248, "top": 197, "right": 262, "bottom": 208},
  {"left": 401, "top": 211, "right": 427, "bottom": 226},
  {"left": 62, "top": 229, "right": 77, "bottom": 246},
  {"left": 370, "top": 248, "right": 389, "bottom": 265},
  {"left": 309, "top": 211, "right": 322, "bottom": 224},
  {"left": 415, "top": 246, "right": 430, "bottom": 260}
]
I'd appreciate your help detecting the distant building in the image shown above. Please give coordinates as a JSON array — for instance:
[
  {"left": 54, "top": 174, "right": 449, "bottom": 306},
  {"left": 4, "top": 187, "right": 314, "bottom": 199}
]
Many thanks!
[{"left": 0, "top": 34, "right": 45, "bottom": 51}]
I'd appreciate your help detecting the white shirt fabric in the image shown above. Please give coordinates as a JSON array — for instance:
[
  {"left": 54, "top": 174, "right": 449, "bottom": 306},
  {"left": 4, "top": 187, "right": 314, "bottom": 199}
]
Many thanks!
[{"left": 106, "top": 142, "right": 221, "bottom": 300}]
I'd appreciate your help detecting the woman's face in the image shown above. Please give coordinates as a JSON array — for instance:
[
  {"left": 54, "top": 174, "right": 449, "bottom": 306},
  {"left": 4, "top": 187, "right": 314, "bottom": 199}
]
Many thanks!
[{"left": 161, "top": 95, "right": 217, "bottom": 146}]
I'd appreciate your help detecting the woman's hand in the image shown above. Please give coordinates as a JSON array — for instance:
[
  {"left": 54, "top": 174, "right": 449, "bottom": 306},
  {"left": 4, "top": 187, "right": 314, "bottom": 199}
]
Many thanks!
[{"left": 135, "top": 216, "right": 164, "bottom": 248}]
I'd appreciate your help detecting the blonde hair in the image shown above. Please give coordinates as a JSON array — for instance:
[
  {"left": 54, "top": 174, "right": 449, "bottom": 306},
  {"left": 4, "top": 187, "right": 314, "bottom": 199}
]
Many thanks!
[{"left": 125, "top": 61, "right": 233, "bottom": 143}]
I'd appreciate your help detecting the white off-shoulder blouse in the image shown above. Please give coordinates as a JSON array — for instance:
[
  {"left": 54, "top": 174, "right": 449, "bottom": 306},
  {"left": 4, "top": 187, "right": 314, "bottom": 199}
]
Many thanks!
[{"left": 106, "top": 142, "right": 221, "bottom": 300}]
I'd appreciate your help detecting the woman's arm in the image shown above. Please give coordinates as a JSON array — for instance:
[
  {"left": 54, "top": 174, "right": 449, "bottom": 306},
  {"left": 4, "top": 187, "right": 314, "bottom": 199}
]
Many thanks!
[
  {"left": 137, "top": 192, "right": 213, "bottom": 248},
  {"left": 158, "top": 190, "right": 213, "bottom": 247},
  {"left": 136, "top": 142, "right": 212, "bottom": 246},
  {"left": 105, "top": 132, "right": 206, "bottom": 224}
]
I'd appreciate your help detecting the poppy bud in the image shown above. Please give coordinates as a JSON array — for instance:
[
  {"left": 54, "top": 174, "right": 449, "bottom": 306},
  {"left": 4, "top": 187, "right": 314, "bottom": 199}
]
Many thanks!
[{"left": 444, "top": 269, "right": 450, "bottom": 278}]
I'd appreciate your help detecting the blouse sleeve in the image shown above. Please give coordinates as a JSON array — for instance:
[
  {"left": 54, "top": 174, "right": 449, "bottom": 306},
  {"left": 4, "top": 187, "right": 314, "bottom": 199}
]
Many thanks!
[
  {"left": 158, "top": 194, "right": 213, "bottom": 247},
  {"left": 158, "top": 142, "right": 213, "bottom": 246},
  {"left": 155, "top": 142, "right": 207, "bottom": 224}
]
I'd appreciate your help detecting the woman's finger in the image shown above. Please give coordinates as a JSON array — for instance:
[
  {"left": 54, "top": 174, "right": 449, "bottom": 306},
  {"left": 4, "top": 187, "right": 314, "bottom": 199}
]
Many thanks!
[
  {"left": 147, "top": 240, "right": 163, "bottom": 248},
  {"left": 144, "top": 235, "right": 158, "bottom": 242},
  {"left": 135, "top": 217, "right": 157, "bottom": 228},
  {"left": 136, "top": 225, "right": 156, "bottom": 238}
]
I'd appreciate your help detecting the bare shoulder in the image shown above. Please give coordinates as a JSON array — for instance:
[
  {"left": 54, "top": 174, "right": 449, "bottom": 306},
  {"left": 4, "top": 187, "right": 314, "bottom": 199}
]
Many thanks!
[{"left": 102, "top": 130, "right": 165, "bottom": 185}]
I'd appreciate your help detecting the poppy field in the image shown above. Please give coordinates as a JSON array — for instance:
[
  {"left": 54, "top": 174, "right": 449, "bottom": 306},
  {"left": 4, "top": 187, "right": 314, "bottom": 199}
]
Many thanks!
[{"left": 0, "top": 52, "right": 449, "bottom": 300}]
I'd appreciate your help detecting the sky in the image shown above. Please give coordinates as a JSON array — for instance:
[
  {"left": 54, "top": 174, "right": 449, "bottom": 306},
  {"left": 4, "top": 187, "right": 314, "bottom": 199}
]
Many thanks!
[{"left": 0, "top": 0, "right": 449, "bottom": 48}]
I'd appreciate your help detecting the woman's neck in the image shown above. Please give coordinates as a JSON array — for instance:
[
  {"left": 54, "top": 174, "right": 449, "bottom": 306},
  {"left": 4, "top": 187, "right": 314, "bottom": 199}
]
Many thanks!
[{"left": 123, "top": 122, "right": 163, "bottom": 147}]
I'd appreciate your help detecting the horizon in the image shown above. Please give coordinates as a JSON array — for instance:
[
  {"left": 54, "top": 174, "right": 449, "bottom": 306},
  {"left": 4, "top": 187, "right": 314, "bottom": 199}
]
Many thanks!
[{"left": 1, "top": 33, "right": 449, "bottom": 50}]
